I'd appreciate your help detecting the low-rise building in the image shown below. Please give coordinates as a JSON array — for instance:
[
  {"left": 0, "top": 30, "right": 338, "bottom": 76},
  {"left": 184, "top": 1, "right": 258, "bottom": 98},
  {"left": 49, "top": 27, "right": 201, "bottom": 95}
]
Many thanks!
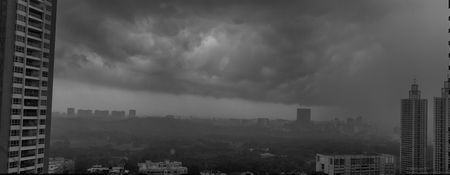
[
  {"left": 48, "top": 157, "right": 75, "bottom": 174},
  {"left": 87, "top": 165, "right": 109, "bottom": 174},
  {"left": 138, "top": 160, "right": 188, "bottom": 175},
  {"left": 315, "top": 153, "right": 395, "bottom": 175}
]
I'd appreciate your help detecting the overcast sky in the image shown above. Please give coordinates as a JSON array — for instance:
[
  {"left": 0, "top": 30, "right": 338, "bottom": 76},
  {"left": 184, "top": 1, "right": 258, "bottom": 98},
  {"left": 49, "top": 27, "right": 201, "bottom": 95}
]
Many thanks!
[{"left": 53, "top": 0, "right": 447, "bottom": 129}]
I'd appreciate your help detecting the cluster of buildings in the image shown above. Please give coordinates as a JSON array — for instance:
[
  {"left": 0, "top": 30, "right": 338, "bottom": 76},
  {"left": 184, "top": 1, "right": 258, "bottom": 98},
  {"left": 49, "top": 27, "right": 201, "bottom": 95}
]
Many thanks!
[
  {"left": 86, "top": 156, "right": 130, "bottom": 175},
  {"left": 48, "top": 157, "right": 74, "bottom": 174},
  {"left": 65, "top": 108, "right": 136, "bottom": 118},
  {"left": 137, "top": 160, "right": 188, "bottom": 175}
]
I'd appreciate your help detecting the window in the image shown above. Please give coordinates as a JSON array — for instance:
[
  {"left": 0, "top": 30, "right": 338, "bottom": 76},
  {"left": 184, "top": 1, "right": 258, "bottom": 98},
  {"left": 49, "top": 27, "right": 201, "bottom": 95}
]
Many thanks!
[
  {"left": 15, "top": 46, "right": 25, "bottom": 53},
  {"left": 37, "top": 168, "right": 43, "bottom": 174},
  {"left": 10, "top": 140, "right": 19, "bottom": 147},
  {"left": 13, "top": 87, "right": 22, "bottom": 94},
  {"left": 45, "top": 24, "right": 51, "bottom": 30},
  {"left": 41, "top": 81, "right": 47, "bottom": 87},
  {"left": 10, "top": 130, "right": 19, "bottom": 136},
  {"left": 42, "top": 71, "right": 48, "bottom": 77},
  {"left": 13, "top": 77, "right": 23, "bottom": 84},
  {"left": 12, "top": 109, "right": 21, "bottom": 115},
  {"left": 9, "top": 151, "right": 19, "bottom": 158},
  {"left": 12, "top": 98, "right": 22, "bottom": 104},
  {"left": 44, "top": 33, "right": 50, "bottom": 40},
  {"left": 41, "top": 90, "right": 47, "bottom": 96},
  {"left": 16, "top": 14, "right": 26, "bottom": 22},
  {"left": 43, "top": 52, "right": 49, "bottom": 58},
  {"left": 38, "top": 158, "right": 43, "bottom": 164},
  {"left": 13, "top": 66, "right": 23, "bottom": 74},
  {"left": 44, "top": 43, "right": 50, "bottom": 49},
  {"left": 40, "top": 100, "right": 47, "bottom": 106},
  {"left": 16, "top": 24, "right": 26, "bottom": 32},
  {"left": 17, "top": 4, "right": 27, "bottom": 12},
  {"left": 16, "top": 35, "right": 25, "bottom": 42},
  {"left": 38, "top": 139, "right": 45, "bottom": 144},
  {"left": 38, "top": 148, "right": 44, "bottom": 154},
  {"left": 14, "top": 56, "right": 24, "bottom": 63},
  {"left": 40, "top": 110, "right": 46, "bottom": 115},
  {"left": 42, "top": 62, "right": 49, "bottom": 68},
  {"left": 39, "top": 129, "right": 45, "bottom": 135},
  {"left": 39, "top": 119, "right": 45, "bottom": 125},
  {"left": 9, "top": 161, "right": 18, "bottom": 168}
]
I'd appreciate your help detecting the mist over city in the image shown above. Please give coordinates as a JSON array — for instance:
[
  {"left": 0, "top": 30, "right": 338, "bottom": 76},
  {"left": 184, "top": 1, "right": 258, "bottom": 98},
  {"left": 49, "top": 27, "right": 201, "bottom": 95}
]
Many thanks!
[{"left": 0, "top": 0, "right": 448, "bottom": 174}]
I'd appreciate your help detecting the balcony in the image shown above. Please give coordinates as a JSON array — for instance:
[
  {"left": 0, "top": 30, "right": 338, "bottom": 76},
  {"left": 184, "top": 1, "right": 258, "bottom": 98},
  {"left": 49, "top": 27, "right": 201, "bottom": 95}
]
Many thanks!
[
  {"left": 20, "top": 159, "right": 36, "bottom": 168},
  {"left": 29, "top": 0, "right": 44, "bottom": 11},
  {"left": 29, "top": 9, "right": 43, "bottom": 20},
  {"left": 28, "top": 31, "right": 42, "bottom": 39},
  {"left": 28, "top": 19, "right": 43, "bottom": 29},
  {"left": 26, "top": 69, "right": 40, "bottom": 78},
  {"left": 21, "top": 150, "right": 36, "bottom": 158},
  {"left": 23, "top": 119, "right": 38, "bottom": 126},
  {"left": 24, "top": 89, "right": 39, "bottom": 97},
  {"left": 22, "top": 130, "right": 37, "bottom": 137},
  {"left": 26, "top": 49, "right": 41, "bottom": 58},
  {"left": 25, "top": 79, "right": 40, "bottom": 87},
  {"left": 24, "top": 99, "right": 39, "bottom": 107},
  {"left": 26, "top": 59, "right": 41, "bottom": 68},
  {"left": 27, "top": 39, "right": 42, "bottom": 49},
  {"left": 21, "top": 140, "right": 37, "bottom": 147},
  {"left": 23, "top": 109, "right": 38, "bottom": 117}
]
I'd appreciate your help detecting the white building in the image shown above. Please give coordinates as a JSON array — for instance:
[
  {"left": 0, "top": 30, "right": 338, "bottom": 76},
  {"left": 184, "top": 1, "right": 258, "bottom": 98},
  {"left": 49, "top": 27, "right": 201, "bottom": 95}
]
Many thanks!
[
  {"left": 400, "top": 82, "right": 427, "bottom": 174},
  {"left": 315, "top": 153, "right": 395, "bottom": 175},
  {"left": 138, "top": 160, "right": 188, "bottom": 175}
]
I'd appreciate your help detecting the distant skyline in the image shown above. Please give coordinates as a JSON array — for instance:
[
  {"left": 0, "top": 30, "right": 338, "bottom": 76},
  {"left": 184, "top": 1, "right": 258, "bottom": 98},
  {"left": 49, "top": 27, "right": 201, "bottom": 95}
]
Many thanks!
[{"left": 52, "top": 0, "right": 447, "bottom": 129}]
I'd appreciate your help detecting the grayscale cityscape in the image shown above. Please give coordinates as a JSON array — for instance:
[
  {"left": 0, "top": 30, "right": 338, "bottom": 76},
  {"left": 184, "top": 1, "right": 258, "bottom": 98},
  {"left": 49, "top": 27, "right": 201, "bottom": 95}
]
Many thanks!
[{"left": 0, "top": 0, "right": 449, "bottom": 175}]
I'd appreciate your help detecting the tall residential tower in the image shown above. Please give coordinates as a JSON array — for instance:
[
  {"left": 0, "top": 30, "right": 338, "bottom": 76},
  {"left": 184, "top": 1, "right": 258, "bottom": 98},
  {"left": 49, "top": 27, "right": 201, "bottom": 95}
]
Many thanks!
[
  {"left": 433, "top": 79, "right": 450, "bottom": 173},
  {"left": 400, "top": 82, "right": 428, "bottom": 174},
  {"left": 0, "top": 0, "right": 56, "bottom": 173}
]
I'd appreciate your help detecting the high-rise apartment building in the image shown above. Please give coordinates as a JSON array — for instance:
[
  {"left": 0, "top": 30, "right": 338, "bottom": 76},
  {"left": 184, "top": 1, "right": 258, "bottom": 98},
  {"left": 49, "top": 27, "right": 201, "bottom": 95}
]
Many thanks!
[
  {"left": 400, "top": 82, "right": 428, "bottom": 174},
  {"left": 0, "top": 0, "right": 56, "bottom": 173},
  {"left": 433, "top": 79, "right": 450, "bottom": 173}
]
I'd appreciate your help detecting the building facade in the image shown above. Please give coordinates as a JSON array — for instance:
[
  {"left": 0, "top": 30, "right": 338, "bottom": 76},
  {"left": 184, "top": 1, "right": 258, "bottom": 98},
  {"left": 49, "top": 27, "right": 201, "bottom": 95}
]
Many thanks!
[
  {"left": 0, "top": 0, "right": 56, "bottom": 173},
  {"left": 315, "top": 154, "right": 395, "bottom": 175},
  {"left": 400, "top": 82, "right": 428, "bottom": 174},
  {"left": 433, "top": 79, "right": 450, "bottom": 173}
]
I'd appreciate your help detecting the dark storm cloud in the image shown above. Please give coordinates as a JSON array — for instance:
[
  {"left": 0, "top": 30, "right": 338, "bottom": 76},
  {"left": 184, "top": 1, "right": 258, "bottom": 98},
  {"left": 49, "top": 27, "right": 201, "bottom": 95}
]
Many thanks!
[{"left": 55, "top": 0, "right": 408, "bottom": 105}]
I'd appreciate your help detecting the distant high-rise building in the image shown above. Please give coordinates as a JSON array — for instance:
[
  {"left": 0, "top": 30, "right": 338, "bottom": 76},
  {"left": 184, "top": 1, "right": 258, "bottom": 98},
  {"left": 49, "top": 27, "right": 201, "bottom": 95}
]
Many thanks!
[
  {"left": 67, "top": 108, "right": 75, "bottom": 117},
  {"left": 434, "top": 79, "right": 450, "bottom": 173},
  {"left": 94, "top": 110, "right": 109, "bottom": 118},
  {"left": 296, "top": 108, "right": 311, "bottom": 123},
  {"left": 128, "top": 109, "right": 136, "bottom": 118},
  {"left": 77, "top": 109, "right": 93, "bottom": 117},
  {"left": 0, "top": 0, "right": 57, "bottom": 173},
  {"left": 400, "top": 82, "right": 427, "bottom": 174},
  {"left": 315, "top": 153, "right": 395, "bottom": 175},
  {"left": 111, "top": 110, "right": 125, "bottom": 118}
]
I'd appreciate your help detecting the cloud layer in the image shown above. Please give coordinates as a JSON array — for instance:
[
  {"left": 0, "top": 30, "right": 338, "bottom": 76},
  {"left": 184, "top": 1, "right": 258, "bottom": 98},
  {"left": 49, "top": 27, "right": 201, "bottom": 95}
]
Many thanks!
[{"left": 54, "top": 0, "right": 447, "bottom": 128}]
